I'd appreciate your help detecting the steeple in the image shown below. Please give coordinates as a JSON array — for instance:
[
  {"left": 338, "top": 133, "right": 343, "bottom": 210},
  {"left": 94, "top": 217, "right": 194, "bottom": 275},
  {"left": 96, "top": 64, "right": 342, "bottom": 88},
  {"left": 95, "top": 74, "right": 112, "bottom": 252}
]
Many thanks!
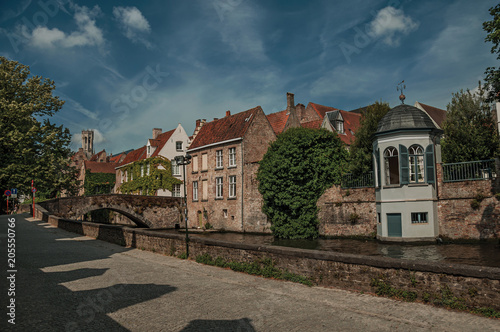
[{"left": 82, "top": 129, "right": 94, "bottom": 158}]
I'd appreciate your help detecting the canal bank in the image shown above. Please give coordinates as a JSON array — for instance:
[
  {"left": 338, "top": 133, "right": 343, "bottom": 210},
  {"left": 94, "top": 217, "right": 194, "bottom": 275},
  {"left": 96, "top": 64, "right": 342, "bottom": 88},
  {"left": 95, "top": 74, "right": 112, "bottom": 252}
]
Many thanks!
[{"left": 32, "top": 204, "right": 500, "bottom": 314}]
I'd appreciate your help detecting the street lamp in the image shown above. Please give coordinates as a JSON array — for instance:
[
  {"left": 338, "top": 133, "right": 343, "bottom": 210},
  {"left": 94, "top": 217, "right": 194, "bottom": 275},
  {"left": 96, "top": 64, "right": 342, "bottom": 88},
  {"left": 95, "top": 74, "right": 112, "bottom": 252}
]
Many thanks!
[{"left": 174, "top": 154, "right": 192, "bottom": 257}]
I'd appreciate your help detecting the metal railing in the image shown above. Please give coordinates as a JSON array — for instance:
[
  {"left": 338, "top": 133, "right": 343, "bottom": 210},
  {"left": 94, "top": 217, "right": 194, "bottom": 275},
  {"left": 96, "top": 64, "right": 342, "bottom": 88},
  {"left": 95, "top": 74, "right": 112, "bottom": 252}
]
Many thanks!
[
  {"left": 341, "top": 172, "right": 374, "bottom": 189},
  {"left": 442, "top": 159, "right": 496, "bottom": 183}
]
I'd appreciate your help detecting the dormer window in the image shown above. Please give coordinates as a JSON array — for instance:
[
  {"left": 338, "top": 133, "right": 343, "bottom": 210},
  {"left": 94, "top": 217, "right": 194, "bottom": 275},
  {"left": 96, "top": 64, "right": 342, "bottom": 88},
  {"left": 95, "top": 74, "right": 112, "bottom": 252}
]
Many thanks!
[
  {"left": 336, "top": 120, "right": 344, "bottom": 134},
  {"left": 147, "top": 145, "right": 151, "bottom": 156}
]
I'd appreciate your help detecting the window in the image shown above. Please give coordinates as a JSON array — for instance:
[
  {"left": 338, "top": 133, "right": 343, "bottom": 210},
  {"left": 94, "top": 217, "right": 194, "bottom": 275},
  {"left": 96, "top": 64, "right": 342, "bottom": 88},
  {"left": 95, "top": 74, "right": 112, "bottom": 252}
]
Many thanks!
[
  {"left": 172, "top": 184, "right": 181, "bottom": 197},
  {"left": 172, "top": 159, "right": 180, "bottom": 176},
  {"left": 377, "top": 213, "right": 381, "bottom": 224},
  {"left": 121, "top": 170, "right": 124, "bottom": 183},
  {"left": 229, "top": 175, "right": 236, "bottom": 198},
  {"left": 193, "top": 181, "right": 198, "bottom": 201},
  {"left": 411, "top": 212, "right": 428, "bottom": 224},
  {"left": 216, "top": 177, "right": 223, "bottom": 198},
  {"left": 202, "top": 180, "right": 208, "bottom": 200},
  {"left": 229, "top": 147, "right": 236, "bottom": 167},
  {"left": 409, "top": 145, "right": 424, "bottom": 183},
  {"left": 336, "top": 120, "right": 344, "bottom": 134},
  {"left": 147, "top": 145, "right": 151, "bottom": 156},
  {"left": 216, "top": 150, "right": 223, "bottom": 169},
  {"left": 192, "top": 155, "right": 199, "bottom": 172},
  {"left": 147, "top": 164, "right": 150, "bottom": 176},
  {"left": 176, "top": 141, "right": 183, "bottom": 151},
  {"left": 141, "top": 165, "right": 144, "bottom": 177},
  {"left": 223, "top": 209, "right": 228, "bottom": 218},
  {"left": 384, "top": 147, "right": 399, "bottom": 185},
  {"left": 202, "top": 153, "right": 208, "bottom": 171}
]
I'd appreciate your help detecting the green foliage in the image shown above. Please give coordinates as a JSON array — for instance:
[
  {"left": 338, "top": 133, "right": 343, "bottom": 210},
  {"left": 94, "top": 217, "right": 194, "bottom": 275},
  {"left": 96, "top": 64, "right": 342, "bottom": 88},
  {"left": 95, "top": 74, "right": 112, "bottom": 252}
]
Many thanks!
[
  {"left": 257, "top": 127, "right": 348, "bottom": 239},
  {"left": 370, "top": 278, "right": 417, "bottom": 302},
  {"left": 118, "top": 157, "right": 182, "bottom": 195},
  {"left": 441, "top": 85, "right": 500, "bottom": 163},
  {"left": 483, "top": 4, "right": 500, "bottom": 102},
  {"left": 0, "top": 57, "right": 79, "bottom": 210},
  {"left": 348, "top": 101, "right": 390, "bottom": 175},
  {"left": 84, "top": 171, "right": 115, "bottom": 196},
  {"left": 195, "top": 254, "right": 313, "bottom": 286}
]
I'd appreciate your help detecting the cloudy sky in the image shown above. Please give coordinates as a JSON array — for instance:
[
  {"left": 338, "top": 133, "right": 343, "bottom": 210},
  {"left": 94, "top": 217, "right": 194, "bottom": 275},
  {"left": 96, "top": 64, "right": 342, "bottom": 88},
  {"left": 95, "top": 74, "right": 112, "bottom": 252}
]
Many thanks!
[{"left": 0, "top": 0, "right": 497, "bottom": 154}]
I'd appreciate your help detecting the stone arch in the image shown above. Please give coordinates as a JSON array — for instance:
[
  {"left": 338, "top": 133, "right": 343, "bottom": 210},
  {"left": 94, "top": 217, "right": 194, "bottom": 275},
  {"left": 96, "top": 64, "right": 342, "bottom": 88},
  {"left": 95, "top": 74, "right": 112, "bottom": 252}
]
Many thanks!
[{"left": 76, "top": 206, "right": 153, "bottom": 228}]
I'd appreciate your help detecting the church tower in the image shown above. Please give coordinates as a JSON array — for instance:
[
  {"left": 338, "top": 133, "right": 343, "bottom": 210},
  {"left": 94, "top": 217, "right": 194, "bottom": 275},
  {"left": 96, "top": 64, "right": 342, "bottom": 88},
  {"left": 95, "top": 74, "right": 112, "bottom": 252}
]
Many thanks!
[{"left": 82, "top": 130, "right": 94, "bottom": 158}]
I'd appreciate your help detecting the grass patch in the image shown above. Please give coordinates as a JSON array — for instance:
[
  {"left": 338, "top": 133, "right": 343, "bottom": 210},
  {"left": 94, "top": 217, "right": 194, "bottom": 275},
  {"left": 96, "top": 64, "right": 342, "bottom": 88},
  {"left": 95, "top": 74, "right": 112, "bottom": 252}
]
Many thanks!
[{"left": 195, "top": 254, "right": 313, "bottom": 286}]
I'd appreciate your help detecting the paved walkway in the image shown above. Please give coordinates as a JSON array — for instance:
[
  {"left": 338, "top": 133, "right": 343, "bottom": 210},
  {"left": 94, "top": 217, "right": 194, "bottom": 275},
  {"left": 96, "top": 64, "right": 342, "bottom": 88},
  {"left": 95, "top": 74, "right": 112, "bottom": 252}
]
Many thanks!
[{"left": 1, "top": 214, "right": 499, "bottom": 331}]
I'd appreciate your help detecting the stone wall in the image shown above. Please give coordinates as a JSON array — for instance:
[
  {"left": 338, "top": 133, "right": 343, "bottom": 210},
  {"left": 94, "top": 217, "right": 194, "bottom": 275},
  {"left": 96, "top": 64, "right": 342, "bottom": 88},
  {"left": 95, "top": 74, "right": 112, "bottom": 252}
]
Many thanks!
[
  {"left": 38, "top": 195, "right": 181, "bottom": 229},
  {"left": 37, "top": 208, "right": 500, "bottom": 312},
  {"left": 436, "top": 163, "right": 500, "bottom": 240},
  {"left": 317, "top": 185, "right": 377, "bottom": 237}
]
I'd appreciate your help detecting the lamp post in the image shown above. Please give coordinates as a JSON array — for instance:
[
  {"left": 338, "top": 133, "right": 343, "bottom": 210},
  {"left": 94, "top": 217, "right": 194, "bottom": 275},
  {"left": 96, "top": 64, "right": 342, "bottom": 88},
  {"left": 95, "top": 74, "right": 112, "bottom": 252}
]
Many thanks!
[{"left": 174, "top": 154, "right": 192, "bottom": 258}]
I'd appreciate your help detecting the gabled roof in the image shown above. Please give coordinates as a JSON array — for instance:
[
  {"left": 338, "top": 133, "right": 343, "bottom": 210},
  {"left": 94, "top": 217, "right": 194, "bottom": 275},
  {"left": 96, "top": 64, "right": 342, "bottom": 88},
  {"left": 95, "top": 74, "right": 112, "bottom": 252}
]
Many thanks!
[
  {"left": 309, "top": 102, "right": 340, "bottom": 119},
  {"left": 90, "top": 149, "right": 106, "bottom": 161},
  {"left": 322, "top": 110, "right": 361, "bottom": 145},
  {"left": 415, "top": 102, "right": 447, "bottom": 128},
  {"left": 150, "top": 128, "right": 176, "bottom": 157},
  {"left": 109, "top": 153, "right": 123, "bottom": 163},
  {"left": 188, "top": 106, "right": 262, "bottom": 150},
  {"left": 83, "top": 161, "right": 116, "bottom": 174},
  {"left": 266, "top": 110, "right": 289, "bottom": 135},
  {"left": 301, "top": 119, "right": 323, "bottom": 130},
  {"left": 118, "top": 146, "right": 147, "bottom": 167}
]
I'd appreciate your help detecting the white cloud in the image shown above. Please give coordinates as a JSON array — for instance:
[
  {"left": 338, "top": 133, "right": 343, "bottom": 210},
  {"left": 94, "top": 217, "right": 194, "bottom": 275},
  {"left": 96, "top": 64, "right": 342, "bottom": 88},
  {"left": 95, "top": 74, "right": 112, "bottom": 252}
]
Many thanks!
[
  {"left": 113, "top": 6, "right": 152, "bottom": 48},
  {"left": 25, "top": 5, "right": 104, "bottom": 49},
  {"left": 368, "top": 6, "right": 419, "bottom": 46}
]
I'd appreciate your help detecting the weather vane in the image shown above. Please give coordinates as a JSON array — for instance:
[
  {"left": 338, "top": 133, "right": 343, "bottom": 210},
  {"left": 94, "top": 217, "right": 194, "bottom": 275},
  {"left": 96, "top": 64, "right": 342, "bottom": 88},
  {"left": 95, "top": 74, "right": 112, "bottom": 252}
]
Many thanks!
[{"left": 397, "top": 80, "right": 406, "bottom": 104}]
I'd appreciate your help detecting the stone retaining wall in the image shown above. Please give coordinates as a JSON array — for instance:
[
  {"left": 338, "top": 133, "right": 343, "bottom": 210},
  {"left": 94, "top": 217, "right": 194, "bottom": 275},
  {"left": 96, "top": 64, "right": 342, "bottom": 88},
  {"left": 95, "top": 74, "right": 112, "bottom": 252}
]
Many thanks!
[{"left": 35, "top": 204, "right": 500, "bottom": 312}]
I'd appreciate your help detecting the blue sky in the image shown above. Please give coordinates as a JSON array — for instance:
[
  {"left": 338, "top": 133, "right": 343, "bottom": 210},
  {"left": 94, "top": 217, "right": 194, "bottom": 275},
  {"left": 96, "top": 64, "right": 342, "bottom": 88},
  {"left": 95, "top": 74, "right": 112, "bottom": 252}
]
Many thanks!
[{"left": 0, "top": 0, "right": 497, "bottom": 154}]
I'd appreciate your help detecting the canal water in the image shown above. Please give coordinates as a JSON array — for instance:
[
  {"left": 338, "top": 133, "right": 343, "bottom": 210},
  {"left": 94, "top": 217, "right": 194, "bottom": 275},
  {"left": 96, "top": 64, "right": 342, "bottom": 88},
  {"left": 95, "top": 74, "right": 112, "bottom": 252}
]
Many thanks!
[{"left": 157, "top": 230, "right": 500, "bottom": 268}]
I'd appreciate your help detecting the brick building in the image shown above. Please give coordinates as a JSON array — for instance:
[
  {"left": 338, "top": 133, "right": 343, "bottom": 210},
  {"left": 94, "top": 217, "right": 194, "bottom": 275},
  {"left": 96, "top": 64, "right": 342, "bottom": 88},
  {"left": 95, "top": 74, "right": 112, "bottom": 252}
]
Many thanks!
[
  {"left": 186, "top": 106, "right": 276, "bottom": 232},
  {"left": 115, "top": 124, "right": 190, "bottom": 196}
]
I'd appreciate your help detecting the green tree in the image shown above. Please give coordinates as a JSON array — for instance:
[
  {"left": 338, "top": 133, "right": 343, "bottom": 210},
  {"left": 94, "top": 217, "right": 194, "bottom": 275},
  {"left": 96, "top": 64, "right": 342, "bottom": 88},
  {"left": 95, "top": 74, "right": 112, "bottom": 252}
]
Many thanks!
[
  {"left": 257, "top": 127, "right": 348, "bottom": 239},
  {"left": 441, "top": 84, "right": 499, "bottom": 163},
  {"left": 483, "top": 4, "right": 500, "bottom": 102},
  {"left": 0, "top": 56, "right": 78, "bottom": 211},
  {"left": 348, "top": 101, "right": 390, "bottom": 175}
]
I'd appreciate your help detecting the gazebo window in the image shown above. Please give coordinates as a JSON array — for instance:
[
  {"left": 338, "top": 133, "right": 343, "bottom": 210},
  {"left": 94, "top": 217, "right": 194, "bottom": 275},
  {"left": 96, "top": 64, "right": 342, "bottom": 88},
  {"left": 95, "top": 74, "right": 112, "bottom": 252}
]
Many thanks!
[
  {"left": 384, "top": 147, "right": 399, "bottom": 185},
  {"left": 409, "top": 145, "right": 424, "bottom": 183}
]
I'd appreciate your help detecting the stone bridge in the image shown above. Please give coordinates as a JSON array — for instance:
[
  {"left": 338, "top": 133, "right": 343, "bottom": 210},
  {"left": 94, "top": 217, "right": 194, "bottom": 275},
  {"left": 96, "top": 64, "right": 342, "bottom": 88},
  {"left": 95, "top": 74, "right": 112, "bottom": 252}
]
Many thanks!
[{"left": 38, "top": 194, "right": 182, "bottom": 228}]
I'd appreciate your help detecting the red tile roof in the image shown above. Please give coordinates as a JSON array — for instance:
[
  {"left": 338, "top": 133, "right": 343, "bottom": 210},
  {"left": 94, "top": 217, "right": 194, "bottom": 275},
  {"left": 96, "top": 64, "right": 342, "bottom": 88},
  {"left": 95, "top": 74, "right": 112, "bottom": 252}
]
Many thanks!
[
  {"left": 338, "top": 110, "right": 361, "bottom": 145},
  {"left": 188, "top": 106, "right": 262, "bottom": 150},
  {"left": 84, "top": 161, "right": 117, "bottom": 174},
  {"left": 90, "top": 149, "right": 106, "bottom": 161},
  {"left": 150, "top": 128, "right": 176, "bottom": 157},
  {"left": 301, "top": 119, "right": 323, "bottom": 130},
  {"left": 309, "top": 102, "right": 340, "bottom": 119},
  {"left": 109, "top": 154, "right": 123, "bottom": 163},
  {"left": 415, "top": 102, "right": 447, "bottom": 128},
  {"left": 118, "top": 146, "right": 147, "bottom": 166},
  {"left": 266, "top": 110, "right": 289, "bottom": 135}
]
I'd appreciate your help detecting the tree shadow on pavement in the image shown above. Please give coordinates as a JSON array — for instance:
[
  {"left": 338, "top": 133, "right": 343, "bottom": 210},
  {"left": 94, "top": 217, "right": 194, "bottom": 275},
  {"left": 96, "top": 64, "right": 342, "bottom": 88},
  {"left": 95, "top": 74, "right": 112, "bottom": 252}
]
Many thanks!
[{"left": 181, "top": 318, "right": 255, "bottom": 332}]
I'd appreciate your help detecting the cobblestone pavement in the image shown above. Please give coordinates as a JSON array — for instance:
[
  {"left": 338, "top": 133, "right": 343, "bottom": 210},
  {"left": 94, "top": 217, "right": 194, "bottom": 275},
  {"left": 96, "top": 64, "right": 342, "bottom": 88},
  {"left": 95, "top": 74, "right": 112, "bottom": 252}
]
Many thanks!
[{"left": 1, "top": 214, "right": 499, "bottom": 331}]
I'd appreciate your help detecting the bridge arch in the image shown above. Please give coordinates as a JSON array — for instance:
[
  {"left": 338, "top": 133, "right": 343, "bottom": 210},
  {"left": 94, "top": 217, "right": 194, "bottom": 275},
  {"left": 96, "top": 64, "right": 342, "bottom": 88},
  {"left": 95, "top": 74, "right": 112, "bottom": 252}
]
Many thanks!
[{"left": 38, "top": 194, "right": 181, "bottom": 229}]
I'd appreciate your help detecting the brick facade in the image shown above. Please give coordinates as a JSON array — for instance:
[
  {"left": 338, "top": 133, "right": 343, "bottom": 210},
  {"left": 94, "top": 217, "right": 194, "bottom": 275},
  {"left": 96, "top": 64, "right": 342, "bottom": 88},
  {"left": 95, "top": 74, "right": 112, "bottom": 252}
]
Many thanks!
[{"left": 187, "top": 107, "right": 276, "bottom": 232}]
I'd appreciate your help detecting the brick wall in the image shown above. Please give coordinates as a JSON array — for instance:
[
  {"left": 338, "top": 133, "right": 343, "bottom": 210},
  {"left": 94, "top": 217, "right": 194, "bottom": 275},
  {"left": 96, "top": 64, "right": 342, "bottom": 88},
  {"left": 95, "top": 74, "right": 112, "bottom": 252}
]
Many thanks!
[
  {"left": 39, "top": 211, "right": 500, "bottom": 312},
  {"left": 436, "top": 163, "right": 500, "bottom": 240},
  {"left": 317, "top": 185, "right": 376, "bottom": 237}
]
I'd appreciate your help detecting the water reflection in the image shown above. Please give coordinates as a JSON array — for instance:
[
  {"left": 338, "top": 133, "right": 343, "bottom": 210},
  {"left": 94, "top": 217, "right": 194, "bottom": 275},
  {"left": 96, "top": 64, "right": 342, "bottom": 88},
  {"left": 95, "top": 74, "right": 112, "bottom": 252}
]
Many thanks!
[{"left": 154, "top": 230, "right": 500, "bottom": 268}]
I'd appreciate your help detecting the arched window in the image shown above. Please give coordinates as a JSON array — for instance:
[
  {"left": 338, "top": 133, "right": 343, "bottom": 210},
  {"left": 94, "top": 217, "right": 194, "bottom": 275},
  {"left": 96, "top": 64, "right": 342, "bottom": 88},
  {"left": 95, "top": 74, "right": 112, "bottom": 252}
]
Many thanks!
[
  {"left": 409, "top": 145, "right": 424, "bottom": 183},
  {"left": 384, "top": 147, "right": 399, "bottom": 185}
]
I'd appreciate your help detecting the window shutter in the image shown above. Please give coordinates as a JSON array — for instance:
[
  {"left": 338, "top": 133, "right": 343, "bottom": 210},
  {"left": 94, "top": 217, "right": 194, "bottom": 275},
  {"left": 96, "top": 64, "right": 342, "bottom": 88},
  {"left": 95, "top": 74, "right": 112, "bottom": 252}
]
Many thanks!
[
  {"left": 399, "top": 144, "right": 409, "bottom": 185},
  {"left": 375, "top": 149, "right": 381, "bottom": 188},
  {"left": 425, "top": 144, "right": 435, "bottom": 184}
]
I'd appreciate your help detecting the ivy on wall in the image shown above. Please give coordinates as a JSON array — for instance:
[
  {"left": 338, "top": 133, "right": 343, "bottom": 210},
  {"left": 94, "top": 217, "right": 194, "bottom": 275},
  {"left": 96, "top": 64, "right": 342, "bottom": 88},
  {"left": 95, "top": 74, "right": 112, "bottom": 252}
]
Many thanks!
[
  {"left": 118, "top": 156, "right": 182, "bottom": 195},
  {"left": 84, "top": 171, "right": 115, "bottom": 196}
]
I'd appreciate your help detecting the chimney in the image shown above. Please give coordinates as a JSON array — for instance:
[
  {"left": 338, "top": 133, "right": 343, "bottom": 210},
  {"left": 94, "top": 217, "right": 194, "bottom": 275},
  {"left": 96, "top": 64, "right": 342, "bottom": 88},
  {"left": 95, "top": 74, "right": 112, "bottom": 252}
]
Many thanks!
[
  {"left": 152, "top": 128, "right": 162, "bottom": 139},
  {"left": 226, "top": 110, "right": 231, "bottom": 117},
  {"left": 214, "top": 118, "right": 219, "bottom": 121},
  {"left": 286, "top": 92, "right": 295, "bottom": 113}
]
